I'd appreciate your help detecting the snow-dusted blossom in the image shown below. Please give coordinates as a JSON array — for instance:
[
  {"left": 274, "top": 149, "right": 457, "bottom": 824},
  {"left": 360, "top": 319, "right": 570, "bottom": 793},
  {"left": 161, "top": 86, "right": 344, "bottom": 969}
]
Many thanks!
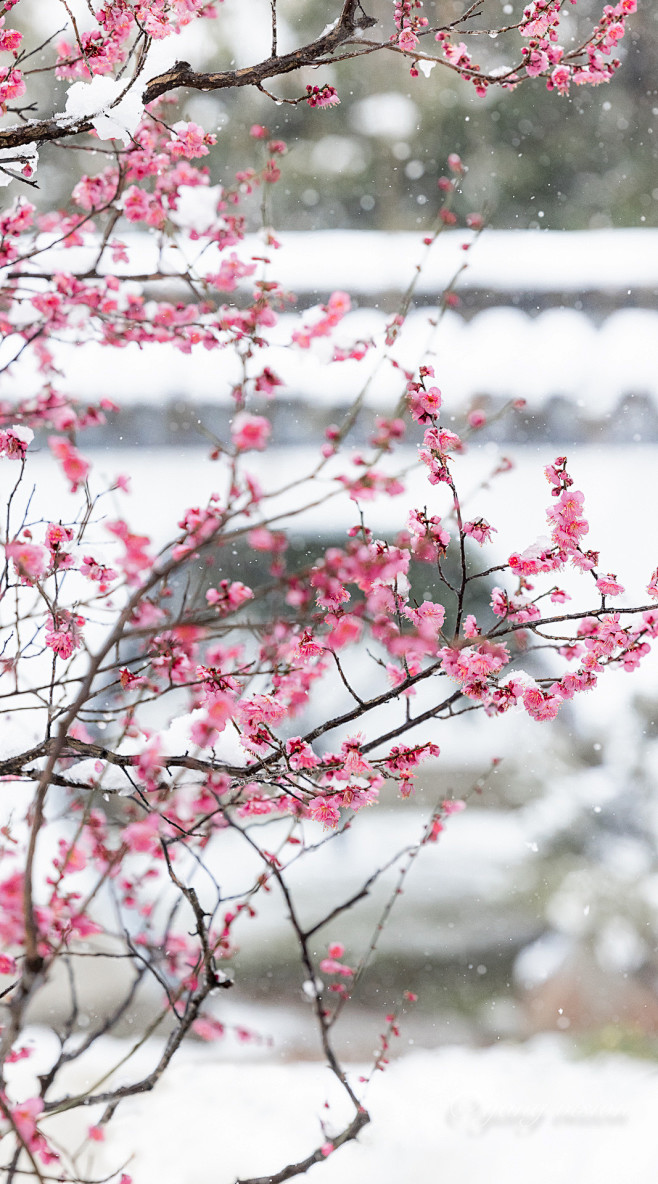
[
  {"left": 0, "top": 424, "right": 33, "bottom": 459},
  {"left": 596, "top": 573, "right": 625, "bottom": 597},
  {"left": 463, "top": 517, "right": 496, "bottom": 546}
]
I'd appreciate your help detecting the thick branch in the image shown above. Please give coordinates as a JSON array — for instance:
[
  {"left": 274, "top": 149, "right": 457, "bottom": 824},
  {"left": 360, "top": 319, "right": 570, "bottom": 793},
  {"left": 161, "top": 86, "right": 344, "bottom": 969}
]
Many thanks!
[{"left": 0, "top": 2, "right": 376, "bottom": 151}]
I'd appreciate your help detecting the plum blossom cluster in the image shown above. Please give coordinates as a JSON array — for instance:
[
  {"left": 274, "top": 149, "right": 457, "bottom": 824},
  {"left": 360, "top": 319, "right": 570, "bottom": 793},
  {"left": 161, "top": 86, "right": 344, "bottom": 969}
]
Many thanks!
[
  {"left": 306, "top": 84, "right": 340, "bottom": 109},
  {"left": 0, "top": 0, "right": 635, "bottom": 195},
  {"left": 0, "top": 120, "right": 292, "bottom": 445},
  {"left": 0, "top": 10, "right": 648, "bottom": 1182},
  {"left": 0, "top": 153, "right": 654, "bottom": 1180},
  {"left": 292, "top": 290, "right": 351, "bottom": 348},
  {"left": 424, "top": 453, "right": 657, "bottom": 722},
  {"left": 319, "top": 942, "right": 354, "bottom": 999},
  {"left": 0, "top": 424, "right": 32, "bottom": 459},
  {"left": 0, "top": 1095, "right": 59, "bottom": 1169},
  {"left": 390, "top": 0, "right": 637, "bottom": 97},
  {"left": 54, "top": 0, "right": 221, "bottom": 81},
  {"left": 393, "top": 0, "right": 427, "bottom": 53}
]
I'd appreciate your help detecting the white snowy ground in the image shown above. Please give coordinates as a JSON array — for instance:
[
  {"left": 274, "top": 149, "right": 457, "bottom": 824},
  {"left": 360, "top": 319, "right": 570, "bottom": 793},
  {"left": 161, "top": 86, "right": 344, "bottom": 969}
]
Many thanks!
[{"left": 8, "top": 1030, "right": 658, "bottom": 1184}]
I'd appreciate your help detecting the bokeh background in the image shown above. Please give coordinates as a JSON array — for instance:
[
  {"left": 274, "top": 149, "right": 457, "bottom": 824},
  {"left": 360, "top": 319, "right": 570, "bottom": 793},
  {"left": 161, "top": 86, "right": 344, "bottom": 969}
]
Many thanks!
[{"left": 5, "top": 2, "right": 658, "bottom": 1180}]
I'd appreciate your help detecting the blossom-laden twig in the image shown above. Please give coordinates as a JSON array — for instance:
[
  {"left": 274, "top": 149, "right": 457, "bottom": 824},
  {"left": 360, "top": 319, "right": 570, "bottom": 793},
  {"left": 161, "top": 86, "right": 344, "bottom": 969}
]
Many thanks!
[{"left": 0, "top": 8, "right": 648, "bottom": 1180}]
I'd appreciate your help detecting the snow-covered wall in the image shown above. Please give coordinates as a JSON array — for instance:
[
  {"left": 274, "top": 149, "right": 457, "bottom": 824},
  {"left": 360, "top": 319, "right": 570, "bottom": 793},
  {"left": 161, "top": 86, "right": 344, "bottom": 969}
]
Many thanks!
[{"left": 4, "top": 231, "right": 656, "bottom": 432}]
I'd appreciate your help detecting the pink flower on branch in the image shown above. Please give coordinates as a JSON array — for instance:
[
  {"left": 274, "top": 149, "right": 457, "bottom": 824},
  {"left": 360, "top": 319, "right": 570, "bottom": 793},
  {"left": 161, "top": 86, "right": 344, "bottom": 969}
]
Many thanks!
[
  {"left": 463, "top": 517, "right": 497, "bottom": 546},
  {"left": 5, "top": 540, "right": 49, "bottom": 583},
  {"left": 123, "top": 812, "right": 161, "bottom": 855},
  {"left": 319, "top": 938, "right": 354, "bottom": 976},
  {"left": 306, "top": 84, "right": 340, "bottom": 108},
  {"left": 0, "top": 23, "right": 23, "bottom": 54},
  {"left": 231, "top": 412, "right": 271, "bottom": 452},
  {"left": 106, "top": 520, "right": 153, "bottom": 585},
  {"left": 403, "top": 600, "right": 446, "bottom": 640},
  {"left": 596, "top": 573, "right": 625, "bottom": 597},
  {"left": 48, "top": 437, "right": 90, "bottom": 492},
  {"left": 398, "top": 28, "right": 419, "bottom": 51},
  {"left": 308, "top": 796, "right": 341, "bottom": 828},
  {"left": 0, "top": 424, "right": 33, "bottom": 460},
  {"left": 522, "top": 686, "right": 561, "bottom": 722},
  {"left": 206, "top": 581, "right": 253, "bottom": 612},
  {"left": 292, "top": 291, "right": 350, "bottom": 347},
  {"left": 286, "top": 737, "right": 320, "bottom": 770},
  {"left": 168, "top": 120, "right": 216, "bottom": 159},
  {"left": 10, "top": 1096, "right": 44, "bottom": 1143},
  {"left": 80, "top": 555, "right": 117, "bottom": 592},
  {"left": 45, "top": 611, "right": 84, "bottom": 659}
]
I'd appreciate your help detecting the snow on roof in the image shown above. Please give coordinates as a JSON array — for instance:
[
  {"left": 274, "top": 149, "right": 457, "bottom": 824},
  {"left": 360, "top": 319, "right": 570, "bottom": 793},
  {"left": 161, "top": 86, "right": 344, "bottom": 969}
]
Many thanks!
[
  {"left": 247, "top": 228, "right": 658, "bottom": 297},
  {"left": 23, "top": 227, "right": 658, "bottom": 295},
  {"left": 5, "top": 228, "right": 656, "bottom": 413},
  {"left": 3, "top": 304, "right": 657, "bottom": 414}
]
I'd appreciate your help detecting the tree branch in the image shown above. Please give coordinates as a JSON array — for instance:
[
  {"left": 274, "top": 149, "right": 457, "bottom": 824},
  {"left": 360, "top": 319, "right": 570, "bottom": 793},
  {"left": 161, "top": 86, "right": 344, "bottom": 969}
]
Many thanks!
[{"left": 0, "top": 3, "right": 377, "bottom": 151}]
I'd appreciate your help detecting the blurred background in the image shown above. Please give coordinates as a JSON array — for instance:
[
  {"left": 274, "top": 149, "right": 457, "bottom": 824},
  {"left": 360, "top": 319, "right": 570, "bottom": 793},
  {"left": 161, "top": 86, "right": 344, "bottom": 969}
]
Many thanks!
[
  {"left": 13, "top": 0, "right": 658, "bottom": 1053},
  {"left": 5, "top": 3, "right": 658, "bottom": 1179},
  {"left": 21, "top": 0, "right": 658, "bottom": 230}
]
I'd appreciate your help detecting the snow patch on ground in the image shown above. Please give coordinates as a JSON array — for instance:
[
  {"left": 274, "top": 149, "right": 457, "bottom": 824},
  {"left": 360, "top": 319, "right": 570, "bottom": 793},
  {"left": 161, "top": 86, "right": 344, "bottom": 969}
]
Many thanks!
[{"left": 9, "top": 1031, "right": 658, "bottom": 1184}]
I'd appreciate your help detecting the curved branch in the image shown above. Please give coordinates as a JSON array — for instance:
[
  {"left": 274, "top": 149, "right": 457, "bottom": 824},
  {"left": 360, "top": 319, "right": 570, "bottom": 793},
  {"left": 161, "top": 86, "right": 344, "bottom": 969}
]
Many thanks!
[
  {"left": 0, "top": 2, "right": 377, "bottom": 151},
  {"left": 235, "top": 1109, "right": 370, "bottom": 1184}
]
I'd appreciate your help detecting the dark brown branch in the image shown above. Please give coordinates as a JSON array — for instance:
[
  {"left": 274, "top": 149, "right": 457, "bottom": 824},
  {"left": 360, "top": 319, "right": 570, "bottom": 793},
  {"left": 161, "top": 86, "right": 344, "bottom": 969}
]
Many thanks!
[
  {"left": 143, "top": 2, "right": 376, "bottom": 103},
  {"left": 0, "top": 2, "right": 376, "bottom": 151},
  {"left": 236, "top": 1109, "right": 370, "bottom": 1184}
]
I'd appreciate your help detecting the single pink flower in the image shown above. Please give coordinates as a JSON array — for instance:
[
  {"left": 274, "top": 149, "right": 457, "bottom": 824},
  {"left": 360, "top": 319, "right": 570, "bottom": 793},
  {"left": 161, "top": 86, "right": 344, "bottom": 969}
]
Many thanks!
[
  {"left": 463, "top": 518, "right": 496, "bottom": 546},
  {"left": 5, "top": 540, "right": 49, "bottom": 583},
  {"left": 49, "top": 436, "right": 90, "bottom": 492},
  {"left": 398, "top": 28, "right": 419, "bottom": 51},
  {"left": 231, "top": 412, "right": 271, "bottom": 452},
  {"left": 596, "top": 573, "right": 625, "bottom": 597}
]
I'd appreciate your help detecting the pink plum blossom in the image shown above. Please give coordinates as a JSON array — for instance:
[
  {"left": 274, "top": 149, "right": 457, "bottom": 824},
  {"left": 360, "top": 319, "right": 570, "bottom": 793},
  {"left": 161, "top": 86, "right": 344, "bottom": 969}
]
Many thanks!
[
  {"left": 231, "top": 413, "right": 271, "bottom": 452},
  {"left": 49, "top": 436, "right": 90, "bottom": 491},
  {"left": 5, "top": 540, "right": 48, "bottom": 583},
  {"left": 596, "top": 573, "right": 625, "bottom": 597}
]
